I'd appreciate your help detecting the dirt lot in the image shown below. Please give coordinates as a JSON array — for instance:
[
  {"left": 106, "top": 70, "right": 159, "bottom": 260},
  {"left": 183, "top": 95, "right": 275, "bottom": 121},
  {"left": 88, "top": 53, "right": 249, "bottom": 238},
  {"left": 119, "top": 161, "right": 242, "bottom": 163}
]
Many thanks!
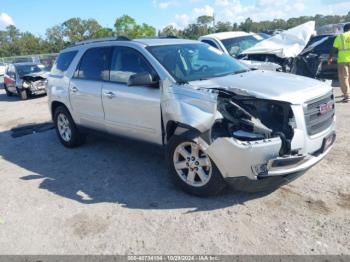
[{"left": 0, "top": 84, "right": 349, "bottom": 255}]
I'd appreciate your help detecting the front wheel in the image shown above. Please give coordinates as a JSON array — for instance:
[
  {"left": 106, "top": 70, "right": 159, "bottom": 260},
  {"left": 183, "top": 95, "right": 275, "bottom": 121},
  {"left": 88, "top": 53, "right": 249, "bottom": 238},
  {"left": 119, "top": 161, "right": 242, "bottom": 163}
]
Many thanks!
[
  {"left": 167, "top": 135, "right": 226, "bottom": 196},
  {"left": 17, "top": 87, "right": 28, "bottom": 100},
  {"left": 54, "top": 106, "right": 86, "bottom": 148},
  {"left": 4, "top": 85, "right": 12, "bottom": 96}
]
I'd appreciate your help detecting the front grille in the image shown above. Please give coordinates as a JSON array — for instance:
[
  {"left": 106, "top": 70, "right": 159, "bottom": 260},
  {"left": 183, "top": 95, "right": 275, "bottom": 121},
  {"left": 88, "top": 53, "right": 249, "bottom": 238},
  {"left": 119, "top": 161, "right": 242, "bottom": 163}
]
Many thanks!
[{"left": 304, "top": 92, "right": 335, "bottom": 136}]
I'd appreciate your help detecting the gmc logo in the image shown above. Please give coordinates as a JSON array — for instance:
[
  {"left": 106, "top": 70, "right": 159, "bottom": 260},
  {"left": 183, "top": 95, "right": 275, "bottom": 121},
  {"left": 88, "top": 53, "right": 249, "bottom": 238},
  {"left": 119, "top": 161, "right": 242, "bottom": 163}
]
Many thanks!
[{"left": 319, "top": 102, "right": 333, "bottom": 115}]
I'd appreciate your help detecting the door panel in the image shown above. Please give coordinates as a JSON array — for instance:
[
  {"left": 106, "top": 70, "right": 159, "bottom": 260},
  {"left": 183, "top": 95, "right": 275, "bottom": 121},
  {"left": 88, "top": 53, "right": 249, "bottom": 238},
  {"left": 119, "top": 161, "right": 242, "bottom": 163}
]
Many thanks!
[
  {"left": 69, "top": 79, "right": 105, "bottom": 130},
  {"left": 102, "top": 82, "right": 162, "bottom": 144},
  {"left": 101, "top": 46, "right": 162, "bottom": 144},
  {"left": 4, "top": 65, "right": 16, "bottom": 92},
  {"left": 69, "top": 46, "right": 111, "bottom": 131}
]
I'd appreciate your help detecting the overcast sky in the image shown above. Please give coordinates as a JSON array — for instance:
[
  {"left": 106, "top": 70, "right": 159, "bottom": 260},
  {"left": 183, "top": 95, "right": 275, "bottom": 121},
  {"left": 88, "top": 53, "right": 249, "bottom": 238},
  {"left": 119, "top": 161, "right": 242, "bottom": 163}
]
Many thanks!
[{"left": 0, "top": 0, "right": 349, "bottom": 35}]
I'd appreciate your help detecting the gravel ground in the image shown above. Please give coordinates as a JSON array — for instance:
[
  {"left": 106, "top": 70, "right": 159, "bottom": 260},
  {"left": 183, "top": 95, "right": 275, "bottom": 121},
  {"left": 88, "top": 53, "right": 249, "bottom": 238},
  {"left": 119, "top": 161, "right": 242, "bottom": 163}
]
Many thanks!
[{"left": 0, "top": 85, "right": 349, "bottom": 255}]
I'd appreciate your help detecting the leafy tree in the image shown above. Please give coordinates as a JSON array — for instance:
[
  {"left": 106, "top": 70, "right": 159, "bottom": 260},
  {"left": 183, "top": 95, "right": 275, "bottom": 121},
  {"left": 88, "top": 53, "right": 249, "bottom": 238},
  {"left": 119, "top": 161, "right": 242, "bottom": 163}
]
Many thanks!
[
  {"left": 62, "top": 18, "right": 101, "bottom": 43},
  {"left": 114, "top": 15, "right": 155, "bottom": 38},
  {"left": 95, "top": 28, "right": 114, "bottom": 38},
  {"left": 215, "top": 21, "right": 232, "bottom": 32},
  {"left": 197, "top": 15, "right": 214, "bottom": 26},
  {"left": 46, "top": 25, "right": 66, "bottom": 52},
  {"left": 160, "top": 25, "right": 179, "bottom": 37}
]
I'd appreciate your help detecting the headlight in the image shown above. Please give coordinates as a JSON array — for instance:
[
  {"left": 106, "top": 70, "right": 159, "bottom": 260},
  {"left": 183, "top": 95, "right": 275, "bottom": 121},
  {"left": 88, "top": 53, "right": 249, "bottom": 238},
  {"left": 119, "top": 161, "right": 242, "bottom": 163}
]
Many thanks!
[{"left": 22, "top": 82, "right": 30, "bottom": 88}]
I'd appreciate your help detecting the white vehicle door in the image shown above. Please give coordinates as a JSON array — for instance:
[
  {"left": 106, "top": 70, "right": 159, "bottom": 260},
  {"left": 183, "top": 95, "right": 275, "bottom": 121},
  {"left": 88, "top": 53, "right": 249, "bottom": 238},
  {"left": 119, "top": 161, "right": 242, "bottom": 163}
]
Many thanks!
[
  {"left": 69, "top": 47, "right": 111, "bottom": 131},
  {"left": 102, "top": 46, "right": 162, "bottom": 144}
]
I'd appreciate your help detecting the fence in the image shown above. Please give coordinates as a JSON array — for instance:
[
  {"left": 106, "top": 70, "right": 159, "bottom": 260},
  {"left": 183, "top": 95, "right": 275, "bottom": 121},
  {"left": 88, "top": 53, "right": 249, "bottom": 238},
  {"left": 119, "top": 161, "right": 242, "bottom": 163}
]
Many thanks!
[{"left": 0, "top": 53, "right": 58, "bottom": 70}]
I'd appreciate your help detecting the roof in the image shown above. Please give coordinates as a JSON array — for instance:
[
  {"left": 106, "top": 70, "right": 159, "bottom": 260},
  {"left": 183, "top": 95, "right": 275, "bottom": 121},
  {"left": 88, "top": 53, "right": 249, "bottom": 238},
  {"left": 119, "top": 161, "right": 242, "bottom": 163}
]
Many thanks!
[
  {"left": 200, "top": 31, "right": 253, "bottom": 40},
  {"left": 63, "top": 37, "right": 199, "bottom": 52},
  {"left": 133, "top": 38, "right": 198, "bottom": 46}
]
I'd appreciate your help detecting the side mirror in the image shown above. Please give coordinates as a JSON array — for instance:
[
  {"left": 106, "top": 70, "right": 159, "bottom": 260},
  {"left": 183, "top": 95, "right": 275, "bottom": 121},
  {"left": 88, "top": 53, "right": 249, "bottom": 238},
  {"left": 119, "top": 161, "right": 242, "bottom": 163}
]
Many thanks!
[{"left": 128, "top": 72, "right": 158, "bottom": 87}]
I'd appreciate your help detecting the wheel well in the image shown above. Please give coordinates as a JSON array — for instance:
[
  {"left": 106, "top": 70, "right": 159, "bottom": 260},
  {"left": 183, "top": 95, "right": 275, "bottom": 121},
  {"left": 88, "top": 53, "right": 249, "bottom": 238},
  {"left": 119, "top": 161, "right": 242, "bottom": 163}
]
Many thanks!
[
  {"left": 165, "top": 121, "right": 203, "bottom": 142},
  {"left": 51, "top": 101, "right": 68, "bottom": 120}
]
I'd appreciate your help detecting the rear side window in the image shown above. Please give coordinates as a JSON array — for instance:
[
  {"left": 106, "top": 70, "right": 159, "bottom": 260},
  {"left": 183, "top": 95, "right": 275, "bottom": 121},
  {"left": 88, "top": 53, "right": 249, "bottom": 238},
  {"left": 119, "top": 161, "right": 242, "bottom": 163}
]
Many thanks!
[
  {"left": 51, "top": 51, "right": 78, "bottom": 76},
  {"left": 76, "top": 47, "right": 111, "bottom": 81}
]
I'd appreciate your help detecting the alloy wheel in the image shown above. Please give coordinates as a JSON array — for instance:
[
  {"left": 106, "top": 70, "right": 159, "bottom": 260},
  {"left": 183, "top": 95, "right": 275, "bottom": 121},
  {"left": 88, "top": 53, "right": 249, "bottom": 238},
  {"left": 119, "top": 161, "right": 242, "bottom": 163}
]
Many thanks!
[{"left": 173, "top": 141, "right": 212, "bottom": 187}]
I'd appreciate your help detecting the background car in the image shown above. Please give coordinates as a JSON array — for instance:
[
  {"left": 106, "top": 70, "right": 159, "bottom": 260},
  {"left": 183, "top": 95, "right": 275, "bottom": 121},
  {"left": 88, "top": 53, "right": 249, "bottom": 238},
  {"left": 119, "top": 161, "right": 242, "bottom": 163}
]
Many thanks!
[
  {"left": 199, "top": 31, "right": 266, "bottom": 57},
  {"left": 3, "top": 62, "right": 47, "bottom": 100},
  {"left": 292, "top": 34, "right": 338, "bottom": 80},
  {"left": 0, "top": 61, "right": 6, "bottom": 77}
]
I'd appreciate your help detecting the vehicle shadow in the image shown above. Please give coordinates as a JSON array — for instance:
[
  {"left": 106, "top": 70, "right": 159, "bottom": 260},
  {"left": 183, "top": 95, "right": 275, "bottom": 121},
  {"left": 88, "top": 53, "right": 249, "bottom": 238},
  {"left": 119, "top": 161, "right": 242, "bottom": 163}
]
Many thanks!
[
  {"left": 0, "top": 92, "right": 47, "bottom": 102},
  {"left": 0, "top": 125, "right": 277, "bottom": 212}
]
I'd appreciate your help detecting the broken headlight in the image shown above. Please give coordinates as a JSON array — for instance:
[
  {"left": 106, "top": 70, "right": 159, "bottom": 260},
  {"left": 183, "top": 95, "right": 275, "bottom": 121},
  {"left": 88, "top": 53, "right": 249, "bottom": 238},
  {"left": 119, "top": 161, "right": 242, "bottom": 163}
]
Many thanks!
[{"left": 212, "top": 90, "right": 295, "bottom": 156}]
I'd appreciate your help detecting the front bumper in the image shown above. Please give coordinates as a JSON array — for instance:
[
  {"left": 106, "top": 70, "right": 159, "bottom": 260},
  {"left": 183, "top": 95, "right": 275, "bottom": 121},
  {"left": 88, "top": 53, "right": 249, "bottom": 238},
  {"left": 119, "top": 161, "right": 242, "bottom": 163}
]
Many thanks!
[{"left": 204, "top": 127, "right": 336, "bottom": 181}]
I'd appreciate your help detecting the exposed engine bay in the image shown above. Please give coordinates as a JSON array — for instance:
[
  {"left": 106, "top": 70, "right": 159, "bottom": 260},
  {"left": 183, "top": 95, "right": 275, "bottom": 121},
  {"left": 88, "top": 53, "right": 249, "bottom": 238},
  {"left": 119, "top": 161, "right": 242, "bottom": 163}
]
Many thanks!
[{"left": 210, "top": 89, "right": 295, "bottom": 156}]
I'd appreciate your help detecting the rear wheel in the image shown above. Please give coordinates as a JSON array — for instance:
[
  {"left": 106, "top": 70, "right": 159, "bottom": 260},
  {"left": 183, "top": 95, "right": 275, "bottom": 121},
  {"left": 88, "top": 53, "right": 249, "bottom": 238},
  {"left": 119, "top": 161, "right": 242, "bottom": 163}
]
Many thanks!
[
  {"left": 54, "top": 106, "right": 85, "bottom": 148},
  {"left": 4, "top": 84, "right": 12, "bottom": 96},
  {"left": 167, "top": 135, "right": 226, "bottom": 196}
]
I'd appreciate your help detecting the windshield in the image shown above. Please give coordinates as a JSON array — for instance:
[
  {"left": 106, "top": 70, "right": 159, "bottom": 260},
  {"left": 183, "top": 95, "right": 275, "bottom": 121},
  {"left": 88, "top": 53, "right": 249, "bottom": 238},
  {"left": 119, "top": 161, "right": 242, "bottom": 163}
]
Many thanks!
[
  {"left": 147, "top": 43, "right": 248, "bottom": 83},
  {"left": 16, "top": 65, "right": 42, "bottom": 77},
  {"left": 222, "top": 35, "right": 264, "bottom": 57}
]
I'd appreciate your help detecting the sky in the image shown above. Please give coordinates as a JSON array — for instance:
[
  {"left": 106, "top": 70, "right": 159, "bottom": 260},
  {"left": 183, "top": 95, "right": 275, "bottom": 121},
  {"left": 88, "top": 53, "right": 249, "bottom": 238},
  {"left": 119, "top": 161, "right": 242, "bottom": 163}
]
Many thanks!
[{"left": 0, "top": 0, "right": 349, "bottom": 36}]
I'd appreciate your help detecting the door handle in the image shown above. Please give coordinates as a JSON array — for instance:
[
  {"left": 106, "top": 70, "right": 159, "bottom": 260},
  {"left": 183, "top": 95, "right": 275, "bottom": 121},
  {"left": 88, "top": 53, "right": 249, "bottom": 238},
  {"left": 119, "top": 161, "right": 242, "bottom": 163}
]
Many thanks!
[
  {"left": 71, "top": 86, "right": 79, "bottom": 93},
  {"left": 104, "top": 91, "right": 115, "bottom": 99}
]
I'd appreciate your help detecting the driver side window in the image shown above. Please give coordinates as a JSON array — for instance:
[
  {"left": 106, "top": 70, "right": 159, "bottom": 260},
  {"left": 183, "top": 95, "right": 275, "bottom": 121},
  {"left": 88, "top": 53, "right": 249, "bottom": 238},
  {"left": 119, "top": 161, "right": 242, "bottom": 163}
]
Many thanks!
[{"left": 110, "top": 47, "right": 154, "bottom": 84}]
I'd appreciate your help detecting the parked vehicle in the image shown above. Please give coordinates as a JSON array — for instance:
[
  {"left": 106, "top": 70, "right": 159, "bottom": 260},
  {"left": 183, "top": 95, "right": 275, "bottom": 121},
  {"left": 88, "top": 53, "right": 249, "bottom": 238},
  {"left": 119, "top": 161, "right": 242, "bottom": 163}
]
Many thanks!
[
  {"left": 291, "top": 35, "right": 338, "bottom": 80},
  {"left": 0, "top": 62, "right": 6, "bottom": 77},
  {"left": 199, "top": 31, "right": 266, "bottom": 57},
  {"left": 199, "top": 31, "right": 283, "bottom": 71},
  {"left": 3, "top": 62, "right": 48, "bottom": 100},
  {"left": 48, "top": 37, "right": 336, "bottom": 196}
]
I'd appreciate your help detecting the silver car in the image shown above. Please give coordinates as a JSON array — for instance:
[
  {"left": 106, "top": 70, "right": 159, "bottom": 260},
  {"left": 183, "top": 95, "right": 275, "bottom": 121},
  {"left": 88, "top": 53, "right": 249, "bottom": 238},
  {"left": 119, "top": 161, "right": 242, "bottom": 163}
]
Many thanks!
[{"left": 47, "top": 37, "right": 336, "bottom": 196}]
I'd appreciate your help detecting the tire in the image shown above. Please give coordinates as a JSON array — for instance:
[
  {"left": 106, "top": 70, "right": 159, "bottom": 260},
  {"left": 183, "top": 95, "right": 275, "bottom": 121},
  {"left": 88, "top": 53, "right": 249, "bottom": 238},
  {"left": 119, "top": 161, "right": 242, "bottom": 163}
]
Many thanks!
[
  {"left": 53, "top": 106, "right": 86, "bottom": 148},
  {"left": 166, "top": 135, "right": 226, "bottom": 197},
  {"left": 17, "top": 87, "right": 28, "bottom": 100},
  {"left": 4, "top": 85, "right": 12, "bottom": 96}
]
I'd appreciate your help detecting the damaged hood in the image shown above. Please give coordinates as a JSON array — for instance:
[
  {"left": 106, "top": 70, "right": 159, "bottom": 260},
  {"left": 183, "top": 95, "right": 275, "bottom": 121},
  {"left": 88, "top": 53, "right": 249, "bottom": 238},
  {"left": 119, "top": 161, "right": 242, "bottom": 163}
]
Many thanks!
[
  {"left": 21, "top": 72, "right": 47, "bottom": 82},
  {"left": 189, "top": 70, "right": 332, "bottom": 104},
  {"left": 241, "top": 21, "right": 315, "bottom": 58}
]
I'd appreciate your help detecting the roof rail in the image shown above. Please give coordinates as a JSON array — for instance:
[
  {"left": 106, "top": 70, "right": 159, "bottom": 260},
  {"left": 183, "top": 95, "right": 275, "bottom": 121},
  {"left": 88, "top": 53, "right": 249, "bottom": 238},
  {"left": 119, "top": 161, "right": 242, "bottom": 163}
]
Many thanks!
[{"left": 71, "top": 36, "right": 131, "bottom": 47}]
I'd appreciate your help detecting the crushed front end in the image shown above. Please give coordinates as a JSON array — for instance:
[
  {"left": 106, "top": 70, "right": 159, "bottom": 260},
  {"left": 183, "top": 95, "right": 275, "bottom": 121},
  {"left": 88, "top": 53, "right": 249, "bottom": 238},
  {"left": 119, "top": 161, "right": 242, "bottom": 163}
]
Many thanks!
[
  {"left": 203, "top": 89, "right": 336, "bottom": 186},
  {"left": 161, "top": 79, "right": 336, "bottom": 191},
  {"left": 21, "top": 74, "right": 48, "bottom": 95}
]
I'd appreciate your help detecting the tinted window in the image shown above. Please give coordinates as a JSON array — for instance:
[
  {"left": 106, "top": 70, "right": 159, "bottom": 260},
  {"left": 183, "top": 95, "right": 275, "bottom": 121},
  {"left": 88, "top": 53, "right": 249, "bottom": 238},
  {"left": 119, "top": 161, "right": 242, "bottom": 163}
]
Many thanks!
[
  {"left": 110, "top": 47, "right": 154, "bottom": 84},
  {"left": 76, "top": 47, "right": 111, "bottom": 81},
  {"left": 16, "top": 64, "right": 42, "bottom": 77},
  {"left": 147, "top": 43, "right": 248, "bottom": 83},
  {"left": 201, "top": 40, "right": 219, "bottom": 49},
  {"left": 51, "top": 51, "right": 78, "bottom": 76},
  {"left": 221, "top": 35, "right": 263, "bottom": 57}
]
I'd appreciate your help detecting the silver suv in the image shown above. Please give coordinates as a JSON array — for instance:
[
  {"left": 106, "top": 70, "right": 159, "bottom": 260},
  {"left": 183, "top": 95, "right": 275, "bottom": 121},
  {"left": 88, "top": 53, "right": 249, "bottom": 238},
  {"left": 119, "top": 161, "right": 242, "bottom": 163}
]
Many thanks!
[{"left": 47, "top": 37, "right": 336, "bottom": 196}]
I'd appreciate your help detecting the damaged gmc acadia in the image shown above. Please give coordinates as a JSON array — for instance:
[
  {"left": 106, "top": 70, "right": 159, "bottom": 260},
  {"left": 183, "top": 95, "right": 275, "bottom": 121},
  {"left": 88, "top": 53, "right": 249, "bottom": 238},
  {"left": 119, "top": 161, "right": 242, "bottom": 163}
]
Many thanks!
[{"left": 48, "top": 38, "right": 336, "bottom": 196}]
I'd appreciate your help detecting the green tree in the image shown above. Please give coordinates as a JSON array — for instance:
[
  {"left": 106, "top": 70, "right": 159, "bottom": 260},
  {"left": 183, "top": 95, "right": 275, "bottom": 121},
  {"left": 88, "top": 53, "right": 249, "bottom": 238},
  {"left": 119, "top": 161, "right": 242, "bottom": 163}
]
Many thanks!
[
  {"left": 46, "top": 25, "right": 66, "bottom": 52},
  {"left": 114, "top": 15, "right": 155, "bottom": 38},
  {"left": 215, "top": 21, "right": 232, "bottom": 32},
  {"left": 197, "top": 15, "right": 214, "bottom": 26},
  {"left": 160, "top": 25, "right": 179, "bottom": 37},
  {"left": 62, "top": 18, "right": 102, "bottom": 43},
  {"left": 240, "top": 17, "right": 253, "bottom": 32},
  {"left": 95, "top": 27, "right": 114, "bottom": 38}
]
